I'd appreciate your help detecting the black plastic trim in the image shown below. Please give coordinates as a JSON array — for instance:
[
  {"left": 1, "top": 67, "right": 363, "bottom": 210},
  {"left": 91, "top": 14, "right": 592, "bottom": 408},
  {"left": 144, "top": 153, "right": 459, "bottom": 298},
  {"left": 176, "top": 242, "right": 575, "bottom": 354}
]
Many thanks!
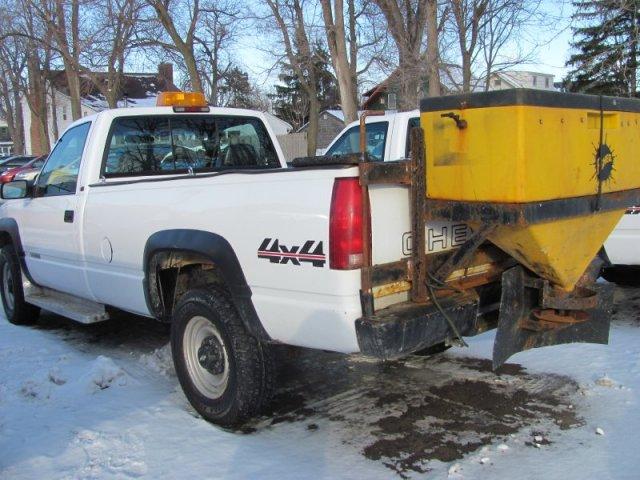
[
  {"left": 143, "top": 229, "right": 269, "bottom": 340},
  {"left": 425, "top": 188, "right": 640, "bottom": 225},
  {"left": 88, "top": 163, "right": 356, "bottom": 189},
  {"left": 420, "top": 88, "right": 640, "bottom": 113},
  {"left": 0, "top": 218, "right": 38, "bottom": 284}
]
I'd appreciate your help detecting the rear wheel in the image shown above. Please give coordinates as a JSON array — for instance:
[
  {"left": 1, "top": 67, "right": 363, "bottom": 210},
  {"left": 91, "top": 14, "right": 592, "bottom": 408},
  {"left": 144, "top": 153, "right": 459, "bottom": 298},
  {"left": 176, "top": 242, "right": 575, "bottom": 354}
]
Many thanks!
[
  {"left": 171, "top": 288, "right": 275, "bottom": 427},
  {"left": 0, "top": 244, "right": 40, "bottom": 325}
]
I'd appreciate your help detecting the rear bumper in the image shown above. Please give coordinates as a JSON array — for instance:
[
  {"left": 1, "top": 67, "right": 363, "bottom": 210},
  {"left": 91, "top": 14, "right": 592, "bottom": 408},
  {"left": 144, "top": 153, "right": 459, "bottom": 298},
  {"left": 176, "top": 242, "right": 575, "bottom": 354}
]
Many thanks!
[{"left": 355, "top": 292, "right": 480, "bottom": 360}]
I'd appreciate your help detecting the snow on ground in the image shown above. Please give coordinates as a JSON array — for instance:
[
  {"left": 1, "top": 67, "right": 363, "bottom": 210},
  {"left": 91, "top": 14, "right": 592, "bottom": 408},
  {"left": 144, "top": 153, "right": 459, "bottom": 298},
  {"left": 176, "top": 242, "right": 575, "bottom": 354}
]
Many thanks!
[{"left": 1, "top": 285, "right": 640, "bottom": 479}]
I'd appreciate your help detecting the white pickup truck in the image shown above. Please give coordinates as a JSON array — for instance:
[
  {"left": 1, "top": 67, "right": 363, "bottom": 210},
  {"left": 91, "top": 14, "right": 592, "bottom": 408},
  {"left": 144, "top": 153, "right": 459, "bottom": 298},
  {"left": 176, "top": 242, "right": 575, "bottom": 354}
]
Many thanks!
[
  {"left": 0, "top": 94, "right": 470, "bottom": 426},
  {"left": 0, "top": 91, "right": 625, "bottom": 427}
]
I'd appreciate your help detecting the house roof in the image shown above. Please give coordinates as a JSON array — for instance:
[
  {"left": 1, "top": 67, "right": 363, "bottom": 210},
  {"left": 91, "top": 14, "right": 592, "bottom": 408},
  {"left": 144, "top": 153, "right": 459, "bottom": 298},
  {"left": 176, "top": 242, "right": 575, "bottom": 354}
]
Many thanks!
[
  {"left": 262, "top": 111, "right": 293, "bottom": 136},
  {"left": 296, "top": 109, "right": 363, "bottom": 132},
  {"left": 46, "top": 68, "right": 179, "bottom": 111},
  {"left": 493, "top": 71, "right": 555, "bottom": 89}
]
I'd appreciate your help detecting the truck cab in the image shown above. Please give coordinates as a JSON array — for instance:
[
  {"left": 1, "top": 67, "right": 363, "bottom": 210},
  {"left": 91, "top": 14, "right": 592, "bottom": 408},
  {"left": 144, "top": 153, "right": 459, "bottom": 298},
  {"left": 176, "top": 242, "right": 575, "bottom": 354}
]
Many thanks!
[{"left": 324, "top": 110, "right": 420, "bottom": 162}]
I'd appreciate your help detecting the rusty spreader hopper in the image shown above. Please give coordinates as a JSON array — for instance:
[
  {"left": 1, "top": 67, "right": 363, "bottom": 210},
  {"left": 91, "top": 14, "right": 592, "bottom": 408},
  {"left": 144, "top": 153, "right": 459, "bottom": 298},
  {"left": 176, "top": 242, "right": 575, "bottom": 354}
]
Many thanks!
[{"left": 356, "top": 89, "right": 640, "bottom": 368}]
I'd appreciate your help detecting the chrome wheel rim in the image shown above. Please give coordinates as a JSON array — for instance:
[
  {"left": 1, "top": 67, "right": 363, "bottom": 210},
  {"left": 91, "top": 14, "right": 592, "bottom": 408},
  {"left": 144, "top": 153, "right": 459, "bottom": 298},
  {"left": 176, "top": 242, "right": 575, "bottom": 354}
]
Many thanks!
[
  {"left": 2, "top": 262, "right": 14, "bottom": 313},
  {"left": 183, "top": 316, "right": 229, "bottom": 399}
]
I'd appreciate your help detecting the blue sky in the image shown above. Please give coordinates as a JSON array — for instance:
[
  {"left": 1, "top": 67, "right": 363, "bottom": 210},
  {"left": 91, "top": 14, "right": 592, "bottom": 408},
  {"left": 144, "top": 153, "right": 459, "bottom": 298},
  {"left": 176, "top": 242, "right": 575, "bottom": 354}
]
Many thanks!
[{"left": 525, "top": 0, "right": 575, "bottom": 79}]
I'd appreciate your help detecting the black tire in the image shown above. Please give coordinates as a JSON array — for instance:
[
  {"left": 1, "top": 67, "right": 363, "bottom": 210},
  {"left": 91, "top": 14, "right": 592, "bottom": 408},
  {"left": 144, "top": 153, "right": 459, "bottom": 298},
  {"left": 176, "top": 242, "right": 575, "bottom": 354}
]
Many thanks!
[
  {"left": 601, "top": 265, "right": 640, "bottom": 286},
  {"left": 171, "top": 288, "right": 275, "bottom": 427},
  {"left": 0, "top": 244, "right": 40, "bottom": 325}
]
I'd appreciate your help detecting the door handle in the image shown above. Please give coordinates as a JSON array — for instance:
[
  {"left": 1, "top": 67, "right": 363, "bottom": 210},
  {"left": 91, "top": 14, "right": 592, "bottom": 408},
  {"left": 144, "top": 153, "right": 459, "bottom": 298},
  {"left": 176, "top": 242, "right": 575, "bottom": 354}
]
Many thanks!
[{"left": 64, "top": 210, "right": 74, "bottom": 223}]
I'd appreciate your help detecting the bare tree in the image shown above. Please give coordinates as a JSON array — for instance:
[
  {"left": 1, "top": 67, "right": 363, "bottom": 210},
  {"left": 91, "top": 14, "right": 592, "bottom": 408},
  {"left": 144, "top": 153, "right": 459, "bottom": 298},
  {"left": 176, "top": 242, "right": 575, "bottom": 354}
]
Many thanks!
[
  {"left": 265, "top": 0, "right": 322, "bottom": 156},
  {"left": 371, "top": 0, "right": 435, "bottom": 110},
  {"left": 193, "top": 1, "right": 242, "bottom": 105},
  {"left": 443, "top": 0, "right": 546, "bottom": 92},
  {"left": 144, "top": 0, "right": 203, "bottom": 92},
  {"left": 81, "top": 0, "right": 145, "bottom": 108},
  {"left": 26, "top": 0, "right": 86, "bottom": 120},
  {"left": 320, "top": 0, "right": 359, "bottom": 123},
  {"left": 6, "top": 0, "right": 53, "bottom": 153},
  {"left": 425, "top": 0, "right": 440, "bottom": 96},
  {"left": 480, "top": 1, "right": 543, "bottom": 91},
  {"left": 0, "top": 18, "right": 27, "bottom": 154},
  {"left": 448, "top": 0, "right": 488, "bottom": 92}
]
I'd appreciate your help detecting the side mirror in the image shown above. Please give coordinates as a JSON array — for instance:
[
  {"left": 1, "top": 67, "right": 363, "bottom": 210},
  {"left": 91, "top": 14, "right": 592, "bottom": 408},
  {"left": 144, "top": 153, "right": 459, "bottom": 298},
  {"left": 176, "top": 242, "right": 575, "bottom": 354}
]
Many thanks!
[{"left": 1, "top": 180, "right": 29, "bottom": 200}]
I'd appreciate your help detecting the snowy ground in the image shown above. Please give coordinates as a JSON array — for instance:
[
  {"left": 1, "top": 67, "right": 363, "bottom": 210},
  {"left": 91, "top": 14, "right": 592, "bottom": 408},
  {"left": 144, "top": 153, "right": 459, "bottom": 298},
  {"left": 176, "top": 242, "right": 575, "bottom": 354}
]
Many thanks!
[{"left": 1, "top": 285, "right": 639, "bottom": 479}]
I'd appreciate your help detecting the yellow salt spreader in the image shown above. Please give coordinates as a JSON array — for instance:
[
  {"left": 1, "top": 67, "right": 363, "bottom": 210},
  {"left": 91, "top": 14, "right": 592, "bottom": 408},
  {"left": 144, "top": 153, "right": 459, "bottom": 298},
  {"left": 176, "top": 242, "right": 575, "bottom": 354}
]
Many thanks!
[{"left": 355, "top": 89, "right": 640, "bottom": 368}]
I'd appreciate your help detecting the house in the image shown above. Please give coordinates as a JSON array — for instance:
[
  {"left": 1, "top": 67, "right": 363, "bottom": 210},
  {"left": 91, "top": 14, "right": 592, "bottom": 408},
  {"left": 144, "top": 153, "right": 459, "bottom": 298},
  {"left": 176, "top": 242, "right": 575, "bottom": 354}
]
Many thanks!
[
  {"left": 22, "top": 63, "right": 178, "bottom": 155},
  {"left": 0, "top": 118, "right": 12, "bottom": 156},
  {"left": 488, "top": 71, "right": 555, "bottom": 91},
  {"left": 361, "top": 65, "right": 463, "bottom": 110},
  {"left": 298, "top": 109, "right": 355, "bottom": 149}
]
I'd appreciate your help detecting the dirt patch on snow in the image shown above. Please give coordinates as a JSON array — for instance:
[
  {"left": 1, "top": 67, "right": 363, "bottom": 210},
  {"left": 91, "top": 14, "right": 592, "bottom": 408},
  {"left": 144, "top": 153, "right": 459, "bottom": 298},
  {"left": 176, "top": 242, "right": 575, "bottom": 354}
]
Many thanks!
[{"left": 248, "top": 350, "right": 582, "bottom": 478}]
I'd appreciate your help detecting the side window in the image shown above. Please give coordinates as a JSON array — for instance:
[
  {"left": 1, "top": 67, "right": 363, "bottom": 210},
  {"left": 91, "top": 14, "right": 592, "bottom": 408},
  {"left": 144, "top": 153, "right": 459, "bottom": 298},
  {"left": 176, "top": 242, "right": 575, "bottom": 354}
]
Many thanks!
[
  {"left": 325, "top": 122, "right": 389, "bottom": 161},
  {"left": 405, "top": 117, "right": 421, "bottom": 159},
  {"left": 103, "top": 115, "right": 280, "bottom": 177},
  {"left": 36, "top": 122, "right": 91, "bottom": 196}
]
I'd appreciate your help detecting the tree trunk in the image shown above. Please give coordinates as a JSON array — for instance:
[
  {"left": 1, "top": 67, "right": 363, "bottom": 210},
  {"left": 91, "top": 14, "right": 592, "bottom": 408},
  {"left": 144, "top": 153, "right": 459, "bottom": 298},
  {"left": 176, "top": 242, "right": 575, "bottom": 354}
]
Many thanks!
[
  {"left": 12, "top": 87, "right": 24, "bottom": 154},
  {"left": 426, "top": 0, "right": 440, "bottom": 97},
  {"left": 49, "top": 81, "right": 59, "bottom": 142},
  {"left": 631, "top": 2, "right": 638, "bottom": 96},
  {"left": 321, "top": 0, "right": 358, "bottom": 124},
  {"left": 398, "top": 51, "right": 422, "bottom": 110},
  {"left": 462, "top": 51, "right": 472, "bottom": 92},
  {"left": 26, "top": 56, "right": 50, "bottom": 154},
  {"left": 64, "top": 63, "right": 83, "bottom": 120},
  {"left": 183, "top": 51, "right": 203, "bottom": 93},
  {"left": 347, "top": 0, "right": 359, "bottom": 106},
  {"left": 306, "top": 95, "right": 320, "bottom": 156}
]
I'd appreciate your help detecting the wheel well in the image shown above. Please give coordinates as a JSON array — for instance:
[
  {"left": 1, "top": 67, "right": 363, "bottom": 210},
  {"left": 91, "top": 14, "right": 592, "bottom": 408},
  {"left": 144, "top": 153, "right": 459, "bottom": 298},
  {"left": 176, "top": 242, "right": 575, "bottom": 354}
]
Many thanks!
[{"left": 148, "top": 251, "right": 226, "bottom": 321}]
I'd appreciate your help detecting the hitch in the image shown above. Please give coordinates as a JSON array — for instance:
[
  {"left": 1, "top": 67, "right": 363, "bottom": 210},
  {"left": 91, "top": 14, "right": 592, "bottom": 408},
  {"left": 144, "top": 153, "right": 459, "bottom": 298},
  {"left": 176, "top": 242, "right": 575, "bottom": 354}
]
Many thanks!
[{"left": 492, "top": 265, "right": 612, "bottom": 369}]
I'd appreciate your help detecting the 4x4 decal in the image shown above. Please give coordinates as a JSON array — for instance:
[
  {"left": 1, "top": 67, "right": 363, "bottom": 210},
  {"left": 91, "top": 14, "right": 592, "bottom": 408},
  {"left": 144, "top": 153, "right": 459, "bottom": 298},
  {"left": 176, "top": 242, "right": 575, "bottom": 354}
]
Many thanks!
[{"left": 258, "top": 238, "right": 326, "bottom": 267}]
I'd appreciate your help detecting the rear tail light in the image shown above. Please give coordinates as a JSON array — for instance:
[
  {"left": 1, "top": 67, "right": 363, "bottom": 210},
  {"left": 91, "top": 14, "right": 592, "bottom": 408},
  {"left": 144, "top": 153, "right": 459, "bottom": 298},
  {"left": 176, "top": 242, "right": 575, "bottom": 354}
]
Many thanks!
[{"left": 330, "top": 177, "right": 365, "bottom": 270}]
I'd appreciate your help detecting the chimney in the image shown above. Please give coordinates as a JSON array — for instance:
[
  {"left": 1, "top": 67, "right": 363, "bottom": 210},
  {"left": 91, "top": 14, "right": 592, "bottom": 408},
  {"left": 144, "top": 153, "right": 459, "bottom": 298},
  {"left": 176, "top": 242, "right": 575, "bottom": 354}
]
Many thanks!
[{"left": 158, "top": 63, "right": 174, "bottom": 88}]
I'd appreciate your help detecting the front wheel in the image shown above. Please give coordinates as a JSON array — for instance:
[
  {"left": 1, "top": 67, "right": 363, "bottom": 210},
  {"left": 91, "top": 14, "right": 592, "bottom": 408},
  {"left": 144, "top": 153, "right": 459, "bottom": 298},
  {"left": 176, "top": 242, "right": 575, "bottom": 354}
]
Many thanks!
[
  {"left": 171, "top": 288, "right": 275, "bottom": 427},
  {"left": 0, "top": 244, "right": 40, "bottom": 325}
]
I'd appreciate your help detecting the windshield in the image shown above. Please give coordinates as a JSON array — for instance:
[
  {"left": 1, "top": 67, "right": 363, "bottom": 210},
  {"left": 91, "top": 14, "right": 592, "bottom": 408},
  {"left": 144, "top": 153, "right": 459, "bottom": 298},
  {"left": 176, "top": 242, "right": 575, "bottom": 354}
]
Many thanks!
[{"left": 325, "top": 122, "right": 389, "bottom": 161}]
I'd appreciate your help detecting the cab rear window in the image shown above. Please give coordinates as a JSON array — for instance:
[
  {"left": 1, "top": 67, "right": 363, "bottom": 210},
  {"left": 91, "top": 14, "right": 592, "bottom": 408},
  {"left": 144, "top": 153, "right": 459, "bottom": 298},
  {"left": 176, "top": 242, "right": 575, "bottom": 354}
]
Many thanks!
[{"left": 102, "top": 115, "right": 280, "bottom": 177}]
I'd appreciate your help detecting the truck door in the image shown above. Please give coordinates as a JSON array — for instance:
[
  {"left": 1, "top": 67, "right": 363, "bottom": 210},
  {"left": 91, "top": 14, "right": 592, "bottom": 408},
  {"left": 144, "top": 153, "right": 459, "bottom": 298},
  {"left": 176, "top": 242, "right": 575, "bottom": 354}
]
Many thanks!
[{"left": 16, "top": 122, "right": 92, "bottom": 299}]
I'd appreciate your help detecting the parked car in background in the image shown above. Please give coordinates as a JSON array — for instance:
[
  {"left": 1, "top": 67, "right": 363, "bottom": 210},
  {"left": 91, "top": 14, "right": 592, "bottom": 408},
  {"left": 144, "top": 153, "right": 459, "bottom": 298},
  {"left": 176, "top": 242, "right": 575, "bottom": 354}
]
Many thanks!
[
  {"left": 8, "top": 155, "right": 47, "bottom": 185},
  {"left": 0, "top": 155, "right": 36, "bottom": 174},
  {"left": 602, "top": 206, "right": 640, "bottom": 284}
]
